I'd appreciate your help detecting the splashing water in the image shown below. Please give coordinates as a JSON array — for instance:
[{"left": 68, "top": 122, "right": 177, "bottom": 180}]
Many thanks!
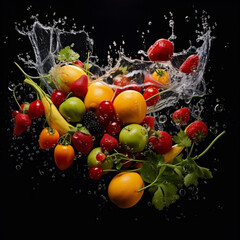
[{"left": 16, "top": 18, "right": 213, "bottom": 114}]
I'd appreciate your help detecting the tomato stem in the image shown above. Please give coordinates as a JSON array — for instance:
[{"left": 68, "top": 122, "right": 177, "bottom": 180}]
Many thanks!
[{"left": 192, "top": 130, "right": 226, "bottom": 161}]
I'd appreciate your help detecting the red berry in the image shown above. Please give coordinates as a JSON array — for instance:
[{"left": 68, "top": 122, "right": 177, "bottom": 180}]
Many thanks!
[
  {"left": 147, "top": 39, "right": 174, "bottom": 62},
  {"left": 97, "top": 113, "right": 111, "bottom": 128},
  {"left": 12, "top": 110, "right": 19, "bottom": 118},
  {"left": 74, "top": 60, "right": 84, "bottom": 68},
  {"left": 179, "top": 55, "right": 199, "bottom": 74},
  {"left": 99, "top": 100, "right": 115, "bottom": 119},
  {"left": 141, "top": 116, "right": 155, "bottom": 129},
  {"left": 72, "top": 132, "right": 94, "bottom": 154},
  {"left": 121, "top": 152, "right": 133, "bottom": 168},
  {"left": 89, "top": 166, "right": 103, "bottom": 180},
  {"left": 143, "top": 87, "right": 160, "bottom": 106},
  {"left": 172, "top": 107, "right": 190, "bottom": 125},
  {"left": 28, "top": 100, "right": 44, "bottom": 119},
  {"left": 127, "top": 81, "right": 142, "bottom": 92},
  {"left": 14, "top": 113, "right": 31, "bottom": 136},
  {"left": 51, "top": 90, "right": 66, "bottom": 107},
  {"left": 186, "top": 120, "right": 208, "bottom": 142},
  {"left": 144, "top": 74, "right": 162, "bottom": 89},
  {"left": 100, "top": 134, "right": 118, "bottom": 153},
  {"left": 96, "top": 152, "right": 106, "bottom": 162},
  {"left": 113, "top": 75, "right": 130, "bottom": 87},
  {"left": 149, "top": 131, "right": 172, "bottom": 154},
  {"left": 106, "top": 121, "right": 122, "bottom": 136},
  {"left": 69, "top": 74, "right": 88, "bottom": 98}
]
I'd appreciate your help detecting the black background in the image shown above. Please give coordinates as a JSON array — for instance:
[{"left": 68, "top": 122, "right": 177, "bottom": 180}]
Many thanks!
[{"left": 1, "top": 0, "right": 239, "bottom": 239}]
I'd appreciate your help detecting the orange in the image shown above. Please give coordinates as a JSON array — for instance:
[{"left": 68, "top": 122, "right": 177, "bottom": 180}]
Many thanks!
[
  {"left": 51, "top": 64, "right": 86, "bottom": 94},
  {"left": 113, "top": 90, "right": 147, "bottom": 124},
  {"left": 108, "top": 172, "right": 144, "bottom": 208},
  {"left": 84, "top": 81, "right": 114, "bottom": 110},
  {"left": 152, "top": 69, "right": 169, "bottom": 84}
]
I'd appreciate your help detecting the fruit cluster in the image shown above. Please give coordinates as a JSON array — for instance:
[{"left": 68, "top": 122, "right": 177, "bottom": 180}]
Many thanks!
[{"left": 11, "top": 40, "right": 223, "bottom": 211}]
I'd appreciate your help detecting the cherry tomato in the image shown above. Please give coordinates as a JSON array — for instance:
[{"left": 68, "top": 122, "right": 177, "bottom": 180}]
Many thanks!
[
  {"left": 51, "top": 90, "right": 66, "bottom": 107},
  {"left": 39, "top": 128, "right": 60, "bottom": 149},
  {"left": 54, "top": 144, "right": 75, "bottom": 170},
  {"left": 28, "top": 100, "right": 44, "bottom": 119},
  {"left": 143, "top": 87, "right": 160, "bottom": 106}
]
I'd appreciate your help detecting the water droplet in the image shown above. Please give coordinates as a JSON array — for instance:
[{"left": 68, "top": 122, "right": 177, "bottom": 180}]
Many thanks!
[
  {"left": 159, "top": 115, "right": 167, "bottom": 124},
  {"left": 214, "top": 104, "right": 224, "bottom": 112},
  {"left": 185, "top": 16, "right": 190, "bottom": 22}
]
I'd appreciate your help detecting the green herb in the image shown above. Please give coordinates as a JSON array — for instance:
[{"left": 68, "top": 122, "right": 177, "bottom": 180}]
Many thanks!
[
  {"left": 58, "top": 46, "right": 80, "bottom": 62},
  {"left": 138, "top": 130, "right": 225, "bottom": 211},
  {"left": 172, "top": 129, "right": 192, "bottom": 147}
]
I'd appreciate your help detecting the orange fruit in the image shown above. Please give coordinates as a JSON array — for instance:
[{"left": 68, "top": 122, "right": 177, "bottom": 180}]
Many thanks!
[
  {"left": 113, "top": 90, "right": 147, "bottom": 124},
  {"left": 51, "top": 64, "right": 86, "bottom": 94},
  {"left": 84, "top": 81, "right": 114, "bottom": 110},
  {"left": 152, "top": 69, "right": 169, "bottom": 84},
  {"left": 108, "top": 172, "right": 144, "bottom": 208}
]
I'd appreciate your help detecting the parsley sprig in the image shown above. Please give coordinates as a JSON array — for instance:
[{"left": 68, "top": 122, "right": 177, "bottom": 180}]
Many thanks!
[{"left": 138, "top": 130, "right": 226, "bottom": 211}]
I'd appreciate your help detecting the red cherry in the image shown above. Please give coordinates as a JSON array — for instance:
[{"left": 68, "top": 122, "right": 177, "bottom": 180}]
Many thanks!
[
  {"left": 12, "top": 110, "right": 19, "bottom": 118},
  {"left": 143, "top": 87, "right": 160, "bottom": 106},
  {"left": 51, "top": 90, "right": 66, "bottom": 107},
  {"left": 74, "top": 60, "right": 84, "bottom": 68},
  {"left": 99, "top": 100, "right": 115, "bottom": 119},
  {"left": 106, "top": 121, "right": 122, "bottom": 136},
  {"left": 28, "top": 100, "right": 44, "bottom": 119},
  {"left": 121, "top": 152, "right": 133, "bottom": 168},
  {"left": 96, "top": 152, "right": 106, "bottom": 162},
  {"left": 89, "top": 166, "right": 103, "bottom": 180}
]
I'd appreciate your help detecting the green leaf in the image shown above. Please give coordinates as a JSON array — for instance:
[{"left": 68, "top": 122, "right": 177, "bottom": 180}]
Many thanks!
[
  {"left": 173, "top": 130, "right": 192, "bottom": 147},
  {"left": 152, "top": 187, "right": 165, "bottom": 210},
  {"left": 184, "top": 172, "right": 199, "bottom": 187},
  {"left": 141, "top": 151, "right": 165, "bottom": 183},
  {"left": 152, "top": 183, "right": 179, "bottom": 211},
  {"left": 141, "top": 161, "right": 158, "bottom": 183},
  {"left": 58, "top": 46, "right": 80, "bottom": 62}
]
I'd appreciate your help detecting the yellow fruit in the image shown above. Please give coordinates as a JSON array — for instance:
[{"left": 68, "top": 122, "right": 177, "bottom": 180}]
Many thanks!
[
  {"left": 162, "top": 144, "right": 184, "bottom": 163},
  {"left": 152, "top": 69, "right": 170, "bottom": 84},
  {"left": 113, "top": 90, "right": 147, "bottom": 124},
  {"left": 51, "top": 64, "right": 86, "bottom": 94},
  {"left": 84, "top": 81, "right": 114, "bottom": 110},
  {"left": 24, "top": 78, "right": 73, "bottom": 136},
  {"left": 108, "top": 172, "right": 144, "bottom": 209}
]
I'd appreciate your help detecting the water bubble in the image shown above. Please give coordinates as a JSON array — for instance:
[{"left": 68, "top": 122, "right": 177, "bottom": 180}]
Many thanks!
[
  {"left": 148, "top": 21, "right": 152, "bottom": 25},
  {"left": 214, "top": 104, "right": 224, "bottom": 113},
  {"left": 185, "top": 16, "right": 190, "bottom": 22},
  {"left": 159, "top": 115, "right": 167, "bottom": 124}
]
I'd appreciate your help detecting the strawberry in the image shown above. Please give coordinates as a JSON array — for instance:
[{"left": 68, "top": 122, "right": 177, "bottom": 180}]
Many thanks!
[
  {"left": 14, "top": 113, "right": 31, "bottom": 136},
  {"left": 149, "top": 131, "right": 172, "bottom": 154},
  {"left": 186, "top": 120, "right": 208, "bottom": 142},
  {"left": 100, "top": 133, "right": 118, "bottom": 153},
  {"left": 179, "top": 54, "right": 199, "bottom": 74},
  {"left": 141, "top": 116, "right": 155, "bottom": 129},
  {"left": 147, "top": 39, "right": 174, "bottom": 62},
  {"left": 72, "top": 131, "right": 94, "bottom": 154},
  {"left": 172, "top": 107, "right": 190, "bottom": 125}
]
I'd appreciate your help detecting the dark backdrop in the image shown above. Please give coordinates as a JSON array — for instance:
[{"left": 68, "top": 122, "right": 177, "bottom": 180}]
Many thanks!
[{"left": 1, "top": 0, "right": 239, "bottom": 239}]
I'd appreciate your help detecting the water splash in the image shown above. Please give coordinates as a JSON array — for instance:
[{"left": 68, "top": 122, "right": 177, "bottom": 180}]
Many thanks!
[{"left": 16, "top": 17, "right": 213, "bottom": 114}]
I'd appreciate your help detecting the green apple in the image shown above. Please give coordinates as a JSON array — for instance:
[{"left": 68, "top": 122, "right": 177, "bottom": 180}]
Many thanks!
[
  {"left": 59, "top": 97, "right": 86, "bottom": 122},
  {"left": 119, "top": 124, "right": 149, "bottom": 153},
  {"left": 87, "top": 147, "right": 113, "bottom": 173}
]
